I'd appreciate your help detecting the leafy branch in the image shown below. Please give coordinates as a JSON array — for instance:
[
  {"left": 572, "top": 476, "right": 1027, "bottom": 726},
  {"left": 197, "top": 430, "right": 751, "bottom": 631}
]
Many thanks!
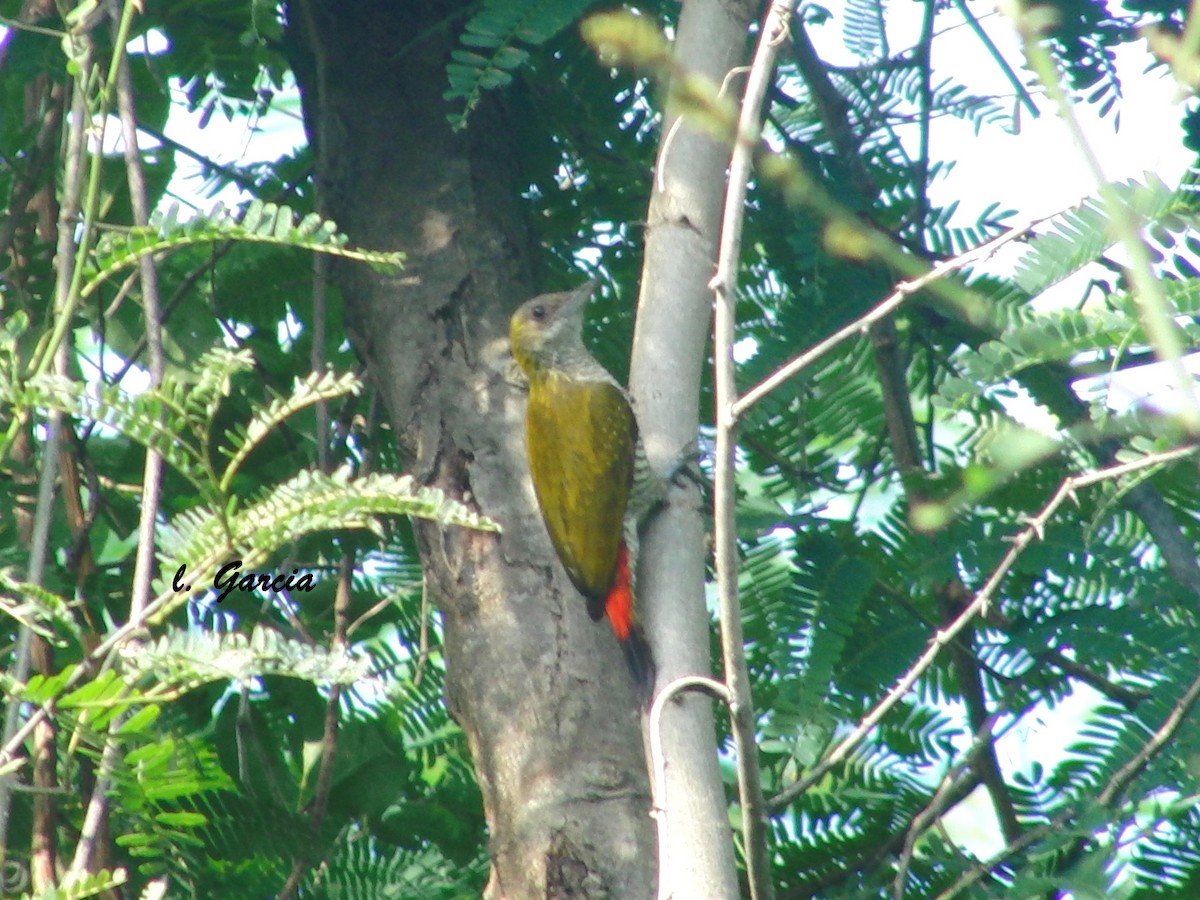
[
  {"left": 768, "top": 441, "right": 1200, "bottom": 812},
  {"left": 1004, "top": 0, "right": 1200, "bottom": 431},
  {"left": 81, "top": 200, "right": 405, "bottom": 306},
  {"left": 0, "top": 348, "right": 497, "bottom": 789}
]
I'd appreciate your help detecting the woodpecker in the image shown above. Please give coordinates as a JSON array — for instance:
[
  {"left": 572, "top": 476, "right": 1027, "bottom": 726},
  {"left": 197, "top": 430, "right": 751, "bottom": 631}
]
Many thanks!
[{"left": 509, "top": 281, "right": 656, "bottom": 696}]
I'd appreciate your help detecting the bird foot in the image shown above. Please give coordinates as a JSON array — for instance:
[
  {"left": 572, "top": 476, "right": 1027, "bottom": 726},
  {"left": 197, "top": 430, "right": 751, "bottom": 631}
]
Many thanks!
[{"left": 666, "top": 438, "right": 707, "bottom": 490}]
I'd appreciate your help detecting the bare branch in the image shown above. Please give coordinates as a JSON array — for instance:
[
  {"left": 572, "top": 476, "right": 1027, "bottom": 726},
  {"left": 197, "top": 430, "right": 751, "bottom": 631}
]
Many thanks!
[
  {"left": 733, "top": 211, "right": 1056, "bottom": 421},
  {"left": 769, "top": 442, "right": 1200, "bottom": 811},
  {"left": 708, "top": 3, "right": 792, "bottom": 898},
  {"left": 112, "top": 0, "right": 163, "bottom": 620}
]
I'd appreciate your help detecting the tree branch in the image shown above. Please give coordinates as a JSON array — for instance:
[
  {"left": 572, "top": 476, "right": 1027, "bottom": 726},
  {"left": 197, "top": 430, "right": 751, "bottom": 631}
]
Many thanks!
[
  {"left": 937, "top": 663, "right": 1200, "bottom": 899},
  {"left": 708, "top": 4, "right": 793, "bottom": 899},
  {"left": 733, "top": 214, "right": 1052, "bottom": 421},
  {"left": 937, "top": 584, "right": 1022, "bottom": 846},
  {"left": 769, "top": 443, "right": 1200, "bottom": 811},
  {"left": 112, "top": 0, "right": 163, "bottom": 621}
]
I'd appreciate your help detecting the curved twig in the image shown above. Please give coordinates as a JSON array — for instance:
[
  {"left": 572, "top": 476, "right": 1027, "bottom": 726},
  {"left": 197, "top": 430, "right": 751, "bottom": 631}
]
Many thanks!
[{"left": 647, "top": 674, "right": 733, "bottom": 900}]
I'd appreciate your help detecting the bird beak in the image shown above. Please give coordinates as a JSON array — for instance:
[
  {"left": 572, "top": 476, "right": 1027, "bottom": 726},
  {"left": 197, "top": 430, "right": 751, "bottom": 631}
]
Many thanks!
[{"left": 562, "top": 280, "right": 597, "bottom": 317}]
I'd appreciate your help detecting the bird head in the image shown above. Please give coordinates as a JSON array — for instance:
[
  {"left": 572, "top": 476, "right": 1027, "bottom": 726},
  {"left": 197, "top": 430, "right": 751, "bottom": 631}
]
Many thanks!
[{"left": 509, "top": 281, "right": 595, "bottom": 377}]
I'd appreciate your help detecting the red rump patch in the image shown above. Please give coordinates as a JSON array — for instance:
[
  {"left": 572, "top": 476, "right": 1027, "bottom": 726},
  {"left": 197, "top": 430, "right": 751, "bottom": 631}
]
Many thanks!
[{"left": 605, "top": 542, "right": 634, "bottom": 642}]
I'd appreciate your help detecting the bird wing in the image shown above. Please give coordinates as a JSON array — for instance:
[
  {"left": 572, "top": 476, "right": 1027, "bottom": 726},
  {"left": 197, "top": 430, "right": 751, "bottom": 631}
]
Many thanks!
[{"left": 525, "top": 375, "right": 636, "bottom": 619}]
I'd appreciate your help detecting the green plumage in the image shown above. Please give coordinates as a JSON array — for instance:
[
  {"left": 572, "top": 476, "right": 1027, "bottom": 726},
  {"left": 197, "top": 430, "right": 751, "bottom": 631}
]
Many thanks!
[
  {"left": 525, "top": 371, "right": 635, "bottom": 617},
  {"left": 509, "top": 283, "right": 636, "bottom": 620}
]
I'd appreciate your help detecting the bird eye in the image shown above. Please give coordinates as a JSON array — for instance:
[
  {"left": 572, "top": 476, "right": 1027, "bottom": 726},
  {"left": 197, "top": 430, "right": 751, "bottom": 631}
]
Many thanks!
[{"left": 531, "top": 304, "right": 546, "bottom": 320}]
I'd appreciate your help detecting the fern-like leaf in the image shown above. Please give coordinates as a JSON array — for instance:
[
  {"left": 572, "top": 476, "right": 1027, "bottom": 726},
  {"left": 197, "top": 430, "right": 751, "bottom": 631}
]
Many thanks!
[
  {"left": 23, "top": 869, "right": 128, "bottom": 900},
  {"left": 219, "top": 368, "right": 362, "bottom": 492},
  {"left": 446, "top": 0, "right": 595, "bottom": 129},
  {"left": 119, "top": 625, "right": 372, "bottom": 690},
  {"left": 1013, "top": 174, "right": 1180, "bottom": 297},
  {"left": 155, "top": 469, "right": 497, "bottom": 623},
  {"left": 85, "top": 201, "right": 404, "bottom": 300},
  {"left": 842, "top": 0, "right": 887, "bottom": 59},
  {"left": 0, "top": 568, "right": 82, "bottom": 645},
  {"left": 5, "top": 374, "right": 211, "bottom": 490}
]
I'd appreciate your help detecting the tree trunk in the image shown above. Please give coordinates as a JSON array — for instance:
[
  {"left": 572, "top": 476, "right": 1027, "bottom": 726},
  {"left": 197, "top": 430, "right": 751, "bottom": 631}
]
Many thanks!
[
  {"left": 286, "top": 2, "right": 655, "bottom": 895},
  {"left": 632, "top": 0, "right": 755, "bottom": 896}
]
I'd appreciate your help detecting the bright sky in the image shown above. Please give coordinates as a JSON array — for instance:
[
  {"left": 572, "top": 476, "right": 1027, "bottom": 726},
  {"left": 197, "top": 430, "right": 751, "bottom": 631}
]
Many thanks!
[
  {"left": 153, "top": 5, "right": 1195, "bottom": 216},
  {"left": 808, "top": 3, "right": 1194, "bottom": 213}
]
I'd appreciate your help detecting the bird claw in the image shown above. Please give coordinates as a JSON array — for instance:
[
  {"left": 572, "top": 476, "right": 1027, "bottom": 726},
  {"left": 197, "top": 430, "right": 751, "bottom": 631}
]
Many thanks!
[{"left": 666, "top": 439, "right": 707, "bottom": 489}]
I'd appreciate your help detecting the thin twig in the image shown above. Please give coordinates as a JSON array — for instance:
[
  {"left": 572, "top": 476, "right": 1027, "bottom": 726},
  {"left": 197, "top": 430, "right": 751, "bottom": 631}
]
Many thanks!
[
  {"left": 647, "top": 674, "right": 732, "bottom": 900},
  {"left": 732, "top": 210, "right": 1055, "bottom": 421},
  {"left": 911, "top": 0, "right": 936, "bottom": 236},
  {"left": 1005, "top": 1, "right": 1200, "bottom": 431},
  {"left": 1098, "top": 670, "right": 1200, "bottom": 807},
  {"left": 708, "top": 4, "right": 792, "bottom": 899},
  {"left": 952, "top": 0, "right": 1038, "bottom": 119},
  {"left": 138, "top": 122, "right": 276, "bottom": 198},
  {"left": 0, "top": 13, "right": 65, "bottom": 40},
  {"left": 113, "top": 0, "right": 163, "bottom": 619},
  {"left": 1039, "top": 649, "right": 1148, "bottom": 710},
  {"left": 768, "top": 442, "right": 1200, "bottom": 811}
]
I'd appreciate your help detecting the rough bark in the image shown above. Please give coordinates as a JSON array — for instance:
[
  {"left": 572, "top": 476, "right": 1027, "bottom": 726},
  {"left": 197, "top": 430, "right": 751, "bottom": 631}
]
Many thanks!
[{"left": 286, "top": 2, "right": 654, "bottom": 895}]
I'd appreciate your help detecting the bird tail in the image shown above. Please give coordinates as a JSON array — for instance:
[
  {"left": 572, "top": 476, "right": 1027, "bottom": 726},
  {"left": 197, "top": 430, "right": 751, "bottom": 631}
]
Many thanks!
[
  {"left": 605, "top": 543, "right": 636, "bottom": 641},
  {"left": 607, "top": 543, "right": 656, "bottom": 704},
  {"left": 620, "top": 624, "right": 655, "bottom": 707}
]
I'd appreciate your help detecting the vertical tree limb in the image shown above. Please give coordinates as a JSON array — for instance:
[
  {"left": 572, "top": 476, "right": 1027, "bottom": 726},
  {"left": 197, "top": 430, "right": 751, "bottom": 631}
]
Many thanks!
[
  {"left": 706, "top": 2, "right": 794, "bottom": 898},
  {"left": 286, "top": 2, "right": 656, "bottom": 894},
  {"left": 111, "top": 0, "right": 163, "bottom": 618},
  {"left": 628, "top": 0, "right": 755, "bottom": 894}
]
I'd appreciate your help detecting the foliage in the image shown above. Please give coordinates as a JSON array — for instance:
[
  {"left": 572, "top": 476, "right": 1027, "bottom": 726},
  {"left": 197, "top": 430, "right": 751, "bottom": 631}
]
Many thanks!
[
  {"left": 0, "top": 3, "right": 490, "bottom": 895},
  {"left": 1, "top": 0, "right": 1199, "bottom": 897},
  {"left": 87, "top": 200, "right": 406, "bottom": 297},
  {"left": 445, "top": 0, "right": 599, "bottom": 128}
]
